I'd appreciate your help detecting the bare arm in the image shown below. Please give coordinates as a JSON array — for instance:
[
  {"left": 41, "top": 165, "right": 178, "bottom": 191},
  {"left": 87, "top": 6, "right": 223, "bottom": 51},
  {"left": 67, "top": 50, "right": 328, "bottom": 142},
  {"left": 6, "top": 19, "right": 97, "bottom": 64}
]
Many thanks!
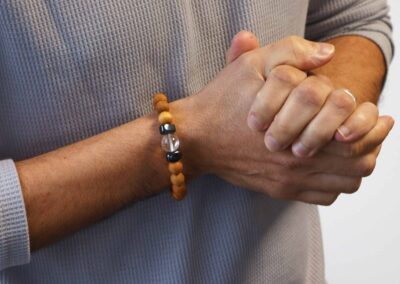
[
  {"left": 16, "top": 98, "right": 198, "bottom": 251},
  {"left": 11, "top": 34, "right": 392, "bottom": 255},
  {"left": 313, "top": 35, "right": 386, "bottom": 104}
]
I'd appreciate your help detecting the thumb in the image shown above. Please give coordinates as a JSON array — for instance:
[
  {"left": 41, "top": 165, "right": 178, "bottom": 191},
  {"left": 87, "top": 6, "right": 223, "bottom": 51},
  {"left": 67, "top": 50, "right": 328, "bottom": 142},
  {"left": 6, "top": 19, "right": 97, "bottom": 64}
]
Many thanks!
[
  {"left": 226, "top": 31, "right": 260, "bottom": 65},
  {"left": 259, "top": 37, "right": 335, "bottom": 75}
]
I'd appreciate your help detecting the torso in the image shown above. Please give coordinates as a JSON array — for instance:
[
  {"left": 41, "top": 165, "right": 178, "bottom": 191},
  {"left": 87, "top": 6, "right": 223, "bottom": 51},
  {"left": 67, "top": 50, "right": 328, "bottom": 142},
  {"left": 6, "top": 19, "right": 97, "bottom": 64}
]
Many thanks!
[{"left": 0, "top": 1, "right": 324, "bottom": 283}]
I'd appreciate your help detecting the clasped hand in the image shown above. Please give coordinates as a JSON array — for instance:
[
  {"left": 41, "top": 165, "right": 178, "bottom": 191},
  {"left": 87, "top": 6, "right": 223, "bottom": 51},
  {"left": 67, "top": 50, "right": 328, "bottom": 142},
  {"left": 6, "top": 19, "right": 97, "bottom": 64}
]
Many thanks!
[{"left": 176, "top": 31, "right": 394, "bottom": 205}]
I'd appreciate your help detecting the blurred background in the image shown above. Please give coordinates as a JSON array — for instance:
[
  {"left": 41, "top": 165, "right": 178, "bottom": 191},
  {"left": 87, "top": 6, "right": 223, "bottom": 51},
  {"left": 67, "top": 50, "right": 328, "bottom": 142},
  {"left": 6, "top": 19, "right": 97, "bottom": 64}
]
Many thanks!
[{"left": 320, "top": 1, "right": 400, "bottom": 283}]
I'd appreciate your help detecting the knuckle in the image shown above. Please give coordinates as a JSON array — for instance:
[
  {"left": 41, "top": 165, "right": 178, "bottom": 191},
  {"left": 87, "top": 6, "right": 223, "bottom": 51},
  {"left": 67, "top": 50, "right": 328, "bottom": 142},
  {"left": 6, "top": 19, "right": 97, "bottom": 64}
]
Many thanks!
[
  {"left": 279, "top": 156, "right": 303, "bottom": 170},
  {"left": 269, "top": 65, "right": 303, "bottom": 87},
  {"left": 355, "top": 112, "right": 370, "bottom": 126},
  {"left": 358, "top": 156, "right": 376, "bottom": 176},
  {"left": 316, "top": 75, "right": 334, "bottom": 87},
  {"left": 287, "top": 36, "right": 307, "bottom": 63},
  {"left": 252, "top": 105, "right": 273, "bottom": 125},
  {"left": 306, "top": 128, "right": 332, "bottom": 147},
  {"left": 330, "top": 90, "right": 356, "bottom": 113},
  {"left": 341, "top": 145, "right": 353, "bottom": 158},
  {"left": 369, "top": 103, "right": 379, "bottom": 119},
  {"left": 237, "top": 52, "right": 256, "bottom": 67},
  {"left": 363, "top": 101, "right": 379, "bottom": 115},
  {"left": 251, "top": 95, "right": 268, "bottom": 116},
  {"left": 344, "top": 143, "right": 361, "bottom": 158},
  {"left": 320, "top": 196, "right": 338, "bottom": 206},
  {"left": 287, "top": 35, "right": 303, "bottom": 43},
  {"left": 347, "top": 178, "right": 362, "bottom": 194},
  {"left": 272, "top": 118, "right": 293, "bottom": 136},
  {"left": 295, "top": 81, "right": 325, "bottom": 107},
  {"left": 286, "top": 36, "right": 303, "bottom": 50}
]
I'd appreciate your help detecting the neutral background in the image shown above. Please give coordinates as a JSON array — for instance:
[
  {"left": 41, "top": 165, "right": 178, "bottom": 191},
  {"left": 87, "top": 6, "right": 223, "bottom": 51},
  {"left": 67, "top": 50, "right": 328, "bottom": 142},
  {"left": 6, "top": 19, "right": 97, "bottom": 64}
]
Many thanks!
[{"left": 320, "top": 1, "right": 400, "bottom": 283}]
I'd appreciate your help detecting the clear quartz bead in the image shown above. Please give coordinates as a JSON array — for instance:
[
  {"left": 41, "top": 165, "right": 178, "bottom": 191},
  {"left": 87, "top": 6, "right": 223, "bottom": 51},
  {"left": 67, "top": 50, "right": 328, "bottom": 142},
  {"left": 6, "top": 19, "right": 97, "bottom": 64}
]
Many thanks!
[{"left": 161, "top": 134, "right": 180, "bottom": 152}]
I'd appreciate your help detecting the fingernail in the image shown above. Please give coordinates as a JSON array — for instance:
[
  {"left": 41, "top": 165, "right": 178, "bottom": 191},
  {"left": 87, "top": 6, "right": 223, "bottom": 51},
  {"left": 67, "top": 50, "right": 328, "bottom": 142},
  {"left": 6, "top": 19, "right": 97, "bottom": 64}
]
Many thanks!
[
  {"left": 337, "top": 126, "right": 350, "bottom": 138},
  {"left": 248, "top": 113, "right": 263, "bottom": 130},
  {"left": 292, "top": 142, "right": 311, "bottom": 157},
  {"left": 343, "top": 89, "right": 356, "bottom": 103},
  {"left": 265, "top": 135, "right": 281, "bottom": 152},
  {"left": 315, "top": 43, "right": 335, "bottom": 59}
]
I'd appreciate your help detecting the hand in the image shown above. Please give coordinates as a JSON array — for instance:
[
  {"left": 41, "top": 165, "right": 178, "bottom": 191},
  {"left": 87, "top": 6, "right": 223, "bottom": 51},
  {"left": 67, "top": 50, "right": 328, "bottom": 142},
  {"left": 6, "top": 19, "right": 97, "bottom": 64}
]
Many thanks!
[
  {"left": 324, "top": 115, "right": 394, "bottom": 158},
  {"left": 242, "top": 39, "right": 360, "bottom": 156},
  {"left": 171, "top": 33, "right": 392, "bottom": 205},
  {"left": 231, "top": 32, "right": 394, "bottom": 161}
]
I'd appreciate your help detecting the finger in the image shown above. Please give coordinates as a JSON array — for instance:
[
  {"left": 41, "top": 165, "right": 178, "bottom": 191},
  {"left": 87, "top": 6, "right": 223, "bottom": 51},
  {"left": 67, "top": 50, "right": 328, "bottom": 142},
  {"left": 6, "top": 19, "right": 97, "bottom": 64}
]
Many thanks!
[
  {"left": 226, "top": 31, "right": 260, "bottom": 65},
  {"left": 249, "top": 36, "right": 335, "bottom": 75},
  {"left": 264, "top": 75, "right": 332, "bottom": 152},
  {"left": 296, "top": 191, "right": 340, "bottom": 206},
  {"left": 292, "top": 89, "right": 356, "bottom": 157},
  {"left": 304, "top": 173, "right": 362, "bottom": 194},
  {"left": 310, "top": 146, "right": 380, "bottom": 177},
  {"left": 247, "top": 65, "right": 307, "bottom": 131},
  {"left": 335, "top": 102, "right": 379, "bottom": 142},
  {"left": 323, "top": 116, "right": 395, "bottom": 158}
]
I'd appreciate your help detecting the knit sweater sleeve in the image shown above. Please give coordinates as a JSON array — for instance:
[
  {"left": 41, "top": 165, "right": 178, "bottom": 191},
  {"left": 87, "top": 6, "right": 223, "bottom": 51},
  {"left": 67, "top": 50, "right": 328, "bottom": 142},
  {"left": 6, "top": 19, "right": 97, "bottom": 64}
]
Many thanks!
[
  {"left": 305, "top": 0, "right": 394, "bottom": 68},
  {"left": 0, "top": 159, "right": 30, "bottom": 271}
]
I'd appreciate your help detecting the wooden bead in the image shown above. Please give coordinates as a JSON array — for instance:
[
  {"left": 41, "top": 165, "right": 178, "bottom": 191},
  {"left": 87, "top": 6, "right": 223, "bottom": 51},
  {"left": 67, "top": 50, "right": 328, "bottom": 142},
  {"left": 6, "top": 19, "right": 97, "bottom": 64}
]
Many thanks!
[
  {"left": 170, "top": 172, "right": 185, "bottom": 186},
  {"left": 153, "top": 93, "right": 168, "bottom": 107},
  {"left": 158, "top": 111, "right": 173, "bottom": 124},
  {"left": 171, "top": 185, "right": 186, "bottom": 201},
  {"left": 168, "top": 161, "right": 183, "bottom": 174},
  {"left": 153, "top": 92, "right": 186, "bottom": 200},
  {"left": 155, "top": 100, "right": 169, "bottom": 113}
]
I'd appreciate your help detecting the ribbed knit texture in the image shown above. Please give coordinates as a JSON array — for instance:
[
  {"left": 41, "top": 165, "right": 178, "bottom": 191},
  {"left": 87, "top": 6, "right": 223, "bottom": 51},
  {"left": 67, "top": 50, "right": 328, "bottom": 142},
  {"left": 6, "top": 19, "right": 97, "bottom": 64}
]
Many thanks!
[
  {"left": 0, "top": 160, "right": 30, "bottom": 270},
  {"left": 0, "top": 0, "right": 392, "bottom": 283}
]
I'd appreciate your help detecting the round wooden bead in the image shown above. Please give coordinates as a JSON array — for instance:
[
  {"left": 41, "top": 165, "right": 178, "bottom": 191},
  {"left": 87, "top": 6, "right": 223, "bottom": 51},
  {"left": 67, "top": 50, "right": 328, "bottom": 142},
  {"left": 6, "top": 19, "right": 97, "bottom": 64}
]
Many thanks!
[
  {"left": 170, "top": 172, "right": 185, "bottom": 186},
  {"left": 153, "top": 93, "right": 168, "bottom": 107},
  {"left": 171, "top": 185, "right": 186, "bottom": 201},
  {"left": 155, "top": 100, "right": 169, "bottom": 113},
  {"left": 158, "top": 111, "right": 173, "bottom": 124},
  {"left": 168, "top": 161, "right": 183, "bottom": 174}
]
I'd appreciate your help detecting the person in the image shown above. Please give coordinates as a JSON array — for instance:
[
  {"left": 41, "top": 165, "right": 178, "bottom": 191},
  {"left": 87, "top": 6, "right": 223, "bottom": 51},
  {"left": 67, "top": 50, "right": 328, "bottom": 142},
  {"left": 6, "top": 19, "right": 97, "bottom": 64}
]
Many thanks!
[{"left": 0, "top": 0, "right": 394, "bottom": 283}]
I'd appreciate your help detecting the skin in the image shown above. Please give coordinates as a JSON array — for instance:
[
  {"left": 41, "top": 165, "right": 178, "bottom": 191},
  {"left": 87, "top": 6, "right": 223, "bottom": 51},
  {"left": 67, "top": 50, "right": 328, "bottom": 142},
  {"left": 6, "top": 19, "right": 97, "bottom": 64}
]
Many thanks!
[
  {"left": 245, "top": 34, "right": 390, "bottom": 158},
  {"left": 230, "top": 31, "right": 394, "bottom": 202},
  {"left": 15, "top": 32, "right": 393, "bottom": 252}
]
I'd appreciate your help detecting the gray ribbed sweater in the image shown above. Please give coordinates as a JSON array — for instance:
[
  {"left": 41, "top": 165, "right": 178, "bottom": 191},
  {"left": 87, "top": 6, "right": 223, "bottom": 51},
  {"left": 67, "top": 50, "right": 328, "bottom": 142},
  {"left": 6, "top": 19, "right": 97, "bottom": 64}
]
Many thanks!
[{"left": 0, "top": 0, "right": 393, "bottom": 283}]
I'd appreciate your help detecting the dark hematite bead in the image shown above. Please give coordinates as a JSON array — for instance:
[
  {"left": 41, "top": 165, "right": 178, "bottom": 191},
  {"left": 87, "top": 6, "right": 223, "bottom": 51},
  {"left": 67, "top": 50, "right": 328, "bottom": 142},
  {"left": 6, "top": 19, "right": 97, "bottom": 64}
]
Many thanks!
[
  {"left": 166, "top": 150, "right": 182, "bottom": 163},
  {"left": 159, "top": 123, "right": 176, "bottom": 135}
]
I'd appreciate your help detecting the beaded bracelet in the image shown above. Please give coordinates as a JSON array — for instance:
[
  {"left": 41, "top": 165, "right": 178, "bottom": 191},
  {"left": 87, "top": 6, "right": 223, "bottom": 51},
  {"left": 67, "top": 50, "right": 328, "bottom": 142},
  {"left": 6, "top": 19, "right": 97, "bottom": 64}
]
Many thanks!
[{"left": 153, "top": 93, "right": 186, "bottom": 201}]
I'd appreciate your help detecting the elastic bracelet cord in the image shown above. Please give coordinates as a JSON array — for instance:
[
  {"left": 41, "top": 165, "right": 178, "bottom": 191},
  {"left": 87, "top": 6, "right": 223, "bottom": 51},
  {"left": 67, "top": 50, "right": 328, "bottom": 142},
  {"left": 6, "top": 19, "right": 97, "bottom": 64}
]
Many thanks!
[{"left": 153, "top": 93, "right": 186, "bottom": 201}]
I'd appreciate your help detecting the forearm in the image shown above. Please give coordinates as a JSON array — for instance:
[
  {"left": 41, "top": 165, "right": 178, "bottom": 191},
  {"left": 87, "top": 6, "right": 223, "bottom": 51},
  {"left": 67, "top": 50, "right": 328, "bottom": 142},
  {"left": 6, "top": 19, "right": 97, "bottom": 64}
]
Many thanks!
[
  {"left": 313, "top": 35, "right": 386, "bottom": 104},
  {"left": 16, "top": 98, "right": 197, "bottom": 251}
]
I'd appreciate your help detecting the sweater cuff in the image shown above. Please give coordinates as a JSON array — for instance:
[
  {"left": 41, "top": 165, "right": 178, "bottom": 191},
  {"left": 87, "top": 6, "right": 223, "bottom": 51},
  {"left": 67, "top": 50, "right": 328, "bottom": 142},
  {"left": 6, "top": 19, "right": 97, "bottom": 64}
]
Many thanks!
[{"left": 0, "top": 159, "right": 30, "bottom": 270}]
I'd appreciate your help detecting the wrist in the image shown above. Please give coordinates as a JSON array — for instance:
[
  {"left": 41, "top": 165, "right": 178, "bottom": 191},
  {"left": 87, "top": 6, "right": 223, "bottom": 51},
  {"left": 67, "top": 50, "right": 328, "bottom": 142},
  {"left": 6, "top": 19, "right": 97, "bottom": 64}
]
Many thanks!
[{"left": 169, "top": 95, "right": 209, "bottom": 180}]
